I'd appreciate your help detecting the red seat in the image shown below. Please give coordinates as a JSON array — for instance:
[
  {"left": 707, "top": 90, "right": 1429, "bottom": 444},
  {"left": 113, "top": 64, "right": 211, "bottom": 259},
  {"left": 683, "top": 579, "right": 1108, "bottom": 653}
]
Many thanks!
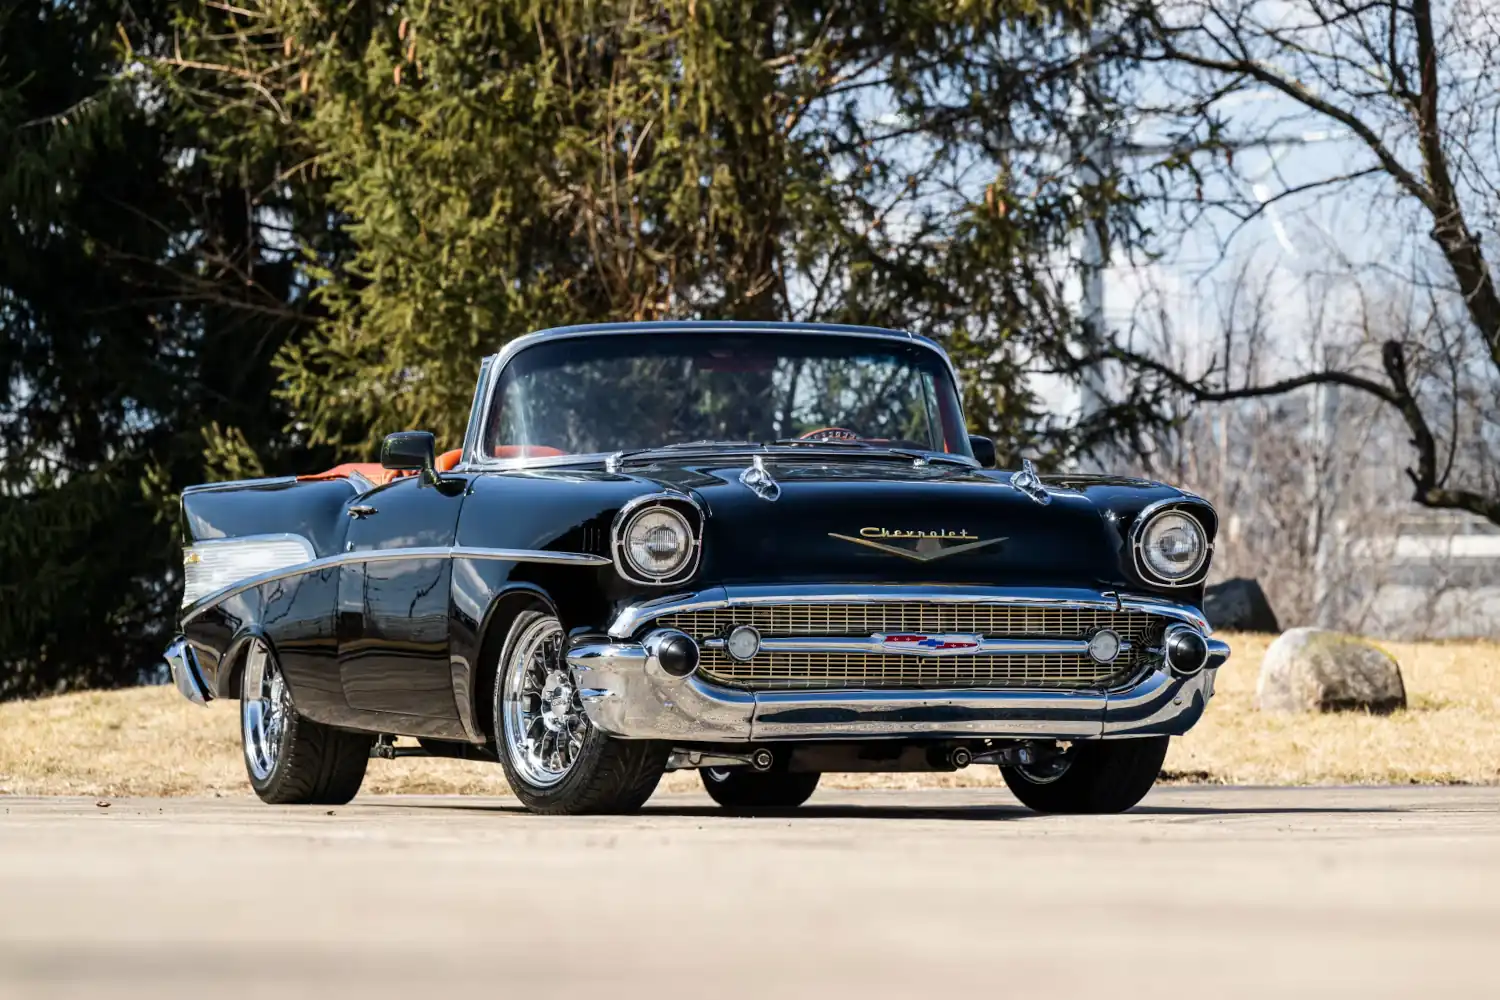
[
  {"left": 297, "top": 463, "right": 410, "bottom": 486},
  {"left": 493, "top": 445, "right": 566, "bottom": 459},
  {"left": 300, "top": 444, "right": 564, "bottom": 483}
]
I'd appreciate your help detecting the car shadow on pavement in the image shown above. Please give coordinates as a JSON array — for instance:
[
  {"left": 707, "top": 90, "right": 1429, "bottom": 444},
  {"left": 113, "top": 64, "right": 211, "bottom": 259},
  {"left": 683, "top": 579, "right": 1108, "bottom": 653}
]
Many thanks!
[
  {"left": 366, "top": 800, "right": 1408, "bottom": 821},
  {"left": 1127, "top": 804, "right": 1407, "bottom": 816}
]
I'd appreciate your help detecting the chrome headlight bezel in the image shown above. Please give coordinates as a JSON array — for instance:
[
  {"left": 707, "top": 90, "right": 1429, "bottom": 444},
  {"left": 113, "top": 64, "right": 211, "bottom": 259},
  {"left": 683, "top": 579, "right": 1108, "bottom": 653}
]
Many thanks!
[
  {"left": 1131, "top": 504, "right": 1211, "bottom": 587},
  {"left": 611, "top": 494, "right": 703, "bottom": 586}
]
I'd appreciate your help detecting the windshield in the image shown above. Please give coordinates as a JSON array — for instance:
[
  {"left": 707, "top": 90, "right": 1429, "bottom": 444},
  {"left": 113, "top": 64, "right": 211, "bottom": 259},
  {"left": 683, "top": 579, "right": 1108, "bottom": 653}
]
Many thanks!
[{"left": 480, "top": 332, "right": 971, "bottom": 460}]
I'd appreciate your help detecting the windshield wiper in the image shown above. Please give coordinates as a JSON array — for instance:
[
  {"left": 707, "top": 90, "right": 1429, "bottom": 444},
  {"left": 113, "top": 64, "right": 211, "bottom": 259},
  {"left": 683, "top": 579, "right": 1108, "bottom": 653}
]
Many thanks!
[
  {"left": 604, "top": 440, "right": 760, "bottom": 470},
  {"left": 767, "top": 438, "right": 876, "bottom": 449},
  {"left": 766, "top": 439, "right": 972, "bottom": 467}
]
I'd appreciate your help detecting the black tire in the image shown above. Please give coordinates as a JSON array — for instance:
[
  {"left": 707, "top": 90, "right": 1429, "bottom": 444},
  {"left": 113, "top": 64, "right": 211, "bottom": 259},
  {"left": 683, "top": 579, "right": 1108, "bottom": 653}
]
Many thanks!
[
  {"left": 240, "top": 639, "right": 372, "bottom": 805},
  {"left": 494, "top": 609, "right": 668, "bottom": 815},
  {"left": 1000, "top": 737, "right": 1169, "bottom": 814},
  {"left": 701, "top": 768, "right": 821, "bottom": 810}
]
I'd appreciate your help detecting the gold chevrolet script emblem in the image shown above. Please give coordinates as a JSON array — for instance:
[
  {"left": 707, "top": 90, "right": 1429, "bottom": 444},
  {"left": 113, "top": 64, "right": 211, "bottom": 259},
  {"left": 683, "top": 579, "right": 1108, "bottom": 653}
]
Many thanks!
[{"left": 828, "top": 527, "right": 1005, "bottom": 563}]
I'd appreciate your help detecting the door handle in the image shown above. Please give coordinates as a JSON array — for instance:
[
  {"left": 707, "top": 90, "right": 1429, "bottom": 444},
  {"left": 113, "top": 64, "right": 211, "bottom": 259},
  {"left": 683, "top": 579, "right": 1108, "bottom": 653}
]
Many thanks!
[{"left": 347, "top": 504, "right": 379, "bottom": 519}]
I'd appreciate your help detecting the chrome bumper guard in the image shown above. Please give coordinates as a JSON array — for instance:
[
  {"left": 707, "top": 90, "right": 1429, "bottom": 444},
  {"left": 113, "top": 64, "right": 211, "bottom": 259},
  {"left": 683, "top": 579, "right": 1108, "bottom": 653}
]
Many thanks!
[
  {"left": 165, "top": 636, "right": 213, "bottom": 706},
  {"left": 568, "top": 631, "right": 1229, "bottom": 743}
]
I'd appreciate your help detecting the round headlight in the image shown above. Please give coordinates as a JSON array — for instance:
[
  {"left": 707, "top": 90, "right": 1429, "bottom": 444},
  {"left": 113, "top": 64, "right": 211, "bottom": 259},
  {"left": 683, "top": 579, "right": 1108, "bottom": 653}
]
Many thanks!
[
  {"left": 620, "top": 506, "right": 694, "bottom": 581},
  {"left": 1138, "top": 510, "right": 1208, "bottom": 583}
]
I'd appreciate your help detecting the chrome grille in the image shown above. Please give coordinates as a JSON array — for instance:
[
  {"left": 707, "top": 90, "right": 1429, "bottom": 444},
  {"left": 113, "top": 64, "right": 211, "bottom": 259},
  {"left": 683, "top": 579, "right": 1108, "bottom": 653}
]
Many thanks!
[
  {"left": 656, "top": 604, "right": 1160, "bottom": 641},
  {"left": 652, "top": 602, "right": 1162, "bottom": 691}
]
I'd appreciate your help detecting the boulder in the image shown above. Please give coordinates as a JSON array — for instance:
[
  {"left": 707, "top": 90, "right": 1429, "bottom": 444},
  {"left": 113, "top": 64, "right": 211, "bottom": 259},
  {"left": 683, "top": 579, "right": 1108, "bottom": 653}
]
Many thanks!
[
  {"left": 1203, "top": 578, "right": 1281, "bottom": 633},
  {"left": 1256, "top": 628, "right": 1407, "bottom": 714}
]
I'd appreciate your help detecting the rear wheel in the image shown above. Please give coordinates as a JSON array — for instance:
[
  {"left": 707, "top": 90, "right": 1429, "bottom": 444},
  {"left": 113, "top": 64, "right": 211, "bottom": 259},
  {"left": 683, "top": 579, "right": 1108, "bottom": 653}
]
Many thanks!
[
  {"left": 241, "top": 638, "right": 372, "bottom": 805},
  {"left": 495, "top": 610, "right": 668, "bottom": 814},
  {"left": 701, "top": 768, "right": 821, "bottom": 810},
  {"left": 1000, "top": 737, "right": 1169, "bottom": 814}
]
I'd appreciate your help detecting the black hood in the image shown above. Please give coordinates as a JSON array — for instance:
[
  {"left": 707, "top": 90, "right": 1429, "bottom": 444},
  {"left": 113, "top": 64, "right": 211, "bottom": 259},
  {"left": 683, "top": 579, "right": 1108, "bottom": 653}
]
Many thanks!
[{"left": 622, "top": 456, "right": 1196, "bottom": 591}]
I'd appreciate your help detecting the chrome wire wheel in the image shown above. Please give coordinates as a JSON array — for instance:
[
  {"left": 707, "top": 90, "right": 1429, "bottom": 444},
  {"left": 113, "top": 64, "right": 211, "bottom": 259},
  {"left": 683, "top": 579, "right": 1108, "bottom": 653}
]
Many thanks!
[
  {"left": 241, "top": 639, "right": 290, "bottom": 782},
  {"left": 501, "top": 615, "right": 588, "bottom": 788}
]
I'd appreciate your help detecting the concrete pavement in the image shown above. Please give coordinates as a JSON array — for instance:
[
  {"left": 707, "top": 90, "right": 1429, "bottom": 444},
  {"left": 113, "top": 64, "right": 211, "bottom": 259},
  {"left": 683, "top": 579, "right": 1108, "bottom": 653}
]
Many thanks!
[{"left": 1, "top": 785, "right": 1497, "bottom": 998}]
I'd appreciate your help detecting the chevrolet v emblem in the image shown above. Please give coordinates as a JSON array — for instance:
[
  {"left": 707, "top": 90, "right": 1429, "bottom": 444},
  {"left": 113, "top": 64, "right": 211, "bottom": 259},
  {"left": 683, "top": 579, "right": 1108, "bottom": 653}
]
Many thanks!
[{"left": 828, "top": 528, "right": 1006, "bottom": 563}]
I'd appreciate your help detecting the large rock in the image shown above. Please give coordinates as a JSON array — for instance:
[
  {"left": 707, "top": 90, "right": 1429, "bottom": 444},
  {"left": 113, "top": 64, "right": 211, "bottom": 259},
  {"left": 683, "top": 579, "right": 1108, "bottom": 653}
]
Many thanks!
[
  {"left": 1256, "top": 628, "right": 1407, "bottom": 714},
  {"left": 1203, "top": 578, "right": 1281, "bottom": 632}
]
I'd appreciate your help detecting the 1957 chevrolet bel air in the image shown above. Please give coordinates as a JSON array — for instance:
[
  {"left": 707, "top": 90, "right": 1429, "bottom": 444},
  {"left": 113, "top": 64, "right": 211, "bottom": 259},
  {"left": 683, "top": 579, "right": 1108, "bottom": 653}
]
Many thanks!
[{"left": 165, "top": 321, "right": 1228, "bottom": 814}]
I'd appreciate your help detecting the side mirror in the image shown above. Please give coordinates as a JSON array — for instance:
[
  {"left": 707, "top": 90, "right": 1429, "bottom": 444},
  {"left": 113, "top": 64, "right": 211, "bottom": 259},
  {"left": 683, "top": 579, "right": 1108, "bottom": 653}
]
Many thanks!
[
  {"left": 968, "top": 434, "right": 997, "bottom": 469},
  {"left": 382, "top": 431, "right": 438, "bottom": 484}
]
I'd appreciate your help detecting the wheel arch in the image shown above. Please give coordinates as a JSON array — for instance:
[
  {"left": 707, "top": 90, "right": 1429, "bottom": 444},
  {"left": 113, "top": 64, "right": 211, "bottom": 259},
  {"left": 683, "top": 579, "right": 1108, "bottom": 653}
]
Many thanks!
[
  {"left": 214, "top": 625, "right": 275, "bottom": 700},
  {"left": 470, "top": 585, "right": 558, "bottom": 744}
]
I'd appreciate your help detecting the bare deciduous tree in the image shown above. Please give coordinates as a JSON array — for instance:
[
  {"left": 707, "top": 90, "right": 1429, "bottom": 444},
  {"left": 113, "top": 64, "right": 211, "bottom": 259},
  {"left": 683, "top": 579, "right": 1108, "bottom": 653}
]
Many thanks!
[{"left": 1102, "top": 0, "right": 1500, "bottom": 527}]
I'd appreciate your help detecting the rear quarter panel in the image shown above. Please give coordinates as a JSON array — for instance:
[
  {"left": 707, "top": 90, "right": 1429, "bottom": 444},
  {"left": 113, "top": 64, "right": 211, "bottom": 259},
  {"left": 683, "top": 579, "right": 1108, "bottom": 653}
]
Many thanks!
[{"left": 178, "top": 477, "right": 358, "bottom": 705}]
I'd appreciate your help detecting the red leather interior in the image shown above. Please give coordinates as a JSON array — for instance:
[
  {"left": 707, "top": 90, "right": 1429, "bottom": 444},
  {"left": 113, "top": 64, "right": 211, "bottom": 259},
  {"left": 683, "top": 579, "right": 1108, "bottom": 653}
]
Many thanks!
[
  {"left": 493, "top": 445, "right": 566, "bottom": 459},
  {"left": 297, "top": 463, "right": 410, "bottom": 486},
  {"left": 300, "top": 444, "right": 563, "bottom": 483}
]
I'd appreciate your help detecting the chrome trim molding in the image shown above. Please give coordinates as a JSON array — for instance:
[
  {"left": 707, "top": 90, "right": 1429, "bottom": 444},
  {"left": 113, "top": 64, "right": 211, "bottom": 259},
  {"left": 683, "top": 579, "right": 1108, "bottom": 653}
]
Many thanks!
[
  {"left": 607, "top": 584, "right": 1211, "bottom": 639},
  {"left": 180, "top": 545, "right": 611, "bottom": 624},
  {"left": 1129, "top": 497, "right": 1215, "bottom": 588},
  {"left": 165, "top": 636, "right": 212, "bottom": 706},
  {"left": 459, "top": 356, "right": 495, "bottom": 466},
  {"left": 609, "top": 491, "right": 705, "bottom": 586},
  {"left": 181, "top": 476, "right": 300, "bottom": 495}
]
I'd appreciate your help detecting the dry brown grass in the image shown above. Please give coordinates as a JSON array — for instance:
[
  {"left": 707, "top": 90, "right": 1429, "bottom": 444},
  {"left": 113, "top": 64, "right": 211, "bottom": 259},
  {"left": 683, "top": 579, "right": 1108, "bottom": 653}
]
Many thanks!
[{"left": 2, "top": 632, "right": 1497, "bottom": 798}]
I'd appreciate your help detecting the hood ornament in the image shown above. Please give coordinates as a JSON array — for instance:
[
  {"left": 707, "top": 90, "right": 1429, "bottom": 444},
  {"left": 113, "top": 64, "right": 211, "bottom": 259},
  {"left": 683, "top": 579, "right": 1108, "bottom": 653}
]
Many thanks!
[
  {"left": 1010, "top": 458, "right": 1051, "bottom": 506},
  {"left": 829, "top": 527, "right": 1005, "bottom": 562},
  {"left": 739, "top": 456, "right": 781, "bottom": 502}
]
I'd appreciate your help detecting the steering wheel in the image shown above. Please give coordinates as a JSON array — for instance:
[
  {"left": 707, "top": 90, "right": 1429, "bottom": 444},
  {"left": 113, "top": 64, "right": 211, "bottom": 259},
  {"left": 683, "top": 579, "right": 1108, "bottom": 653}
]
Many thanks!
[{"left": 798, "top": 427, "right": 861, "bottom": 443}]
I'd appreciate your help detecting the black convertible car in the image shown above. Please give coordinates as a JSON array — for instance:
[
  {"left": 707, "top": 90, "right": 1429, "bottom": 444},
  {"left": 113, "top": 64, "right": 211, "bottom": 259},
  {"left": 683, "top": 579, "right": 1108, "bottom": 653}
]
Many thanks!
[{"left": 165, "top": 321, "right": 1228, "bottom": 814}]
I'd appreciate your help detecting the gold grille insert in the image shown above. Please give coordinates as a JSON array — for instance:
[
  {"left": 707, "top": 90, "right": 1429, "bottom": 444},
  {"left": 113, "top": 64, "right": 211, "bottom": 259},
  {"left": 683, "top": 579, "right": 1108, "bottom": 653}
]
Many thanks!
[
  {"left": 652, "top": 602, "right": 1160, "bottom": 691},
  {"left": 699, "top": 650, "right": 1125, "bottom": 689}
]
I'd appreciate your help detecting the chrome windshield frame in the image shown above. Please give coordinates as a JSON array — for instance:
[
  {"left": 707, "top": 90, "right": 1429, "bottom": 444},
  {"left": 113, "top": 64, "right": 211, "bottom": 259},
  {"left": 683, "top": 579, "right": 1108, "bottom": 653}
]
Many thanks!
[{"left": 456, "top": 322, "right": 965, "bottom": 471}]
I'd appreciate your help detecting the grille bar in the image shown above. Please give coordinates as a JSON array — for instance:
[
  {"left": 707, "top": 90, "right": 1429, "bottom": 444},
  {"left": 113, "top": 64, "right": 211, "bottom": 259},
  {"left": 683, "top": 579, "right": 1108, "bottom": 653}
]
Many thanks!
[
  {"left": 702, "top": 634, "right": 1133, "bottom": 658},
  {"left": 699, "top": 649, "right": 1127, "bottom": 689}
]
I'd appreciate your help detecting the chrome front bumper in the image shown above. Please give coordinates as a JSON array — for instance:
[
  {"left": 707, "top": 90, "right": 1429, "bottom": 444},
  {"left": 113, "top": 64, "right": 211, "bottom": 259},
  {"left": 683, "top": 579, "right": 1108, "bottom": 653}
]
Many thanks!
[
  {"left": 568, "top": 636, "right": 1227, "bottom": 743},
  {"left": 164, "top": 636, "right": 213, "bottom": 706}
]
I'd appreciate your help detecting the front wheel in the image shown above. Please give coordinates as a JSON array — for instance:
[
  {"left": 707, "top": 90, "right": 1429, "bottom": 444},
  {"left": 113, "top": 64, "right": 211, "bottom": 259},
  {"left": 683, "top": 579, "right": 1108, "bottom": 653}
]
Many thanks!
[
  {"left": 241, "top": 638, "right": 372, "bottom": 805},
  {"left": 701, "top": 768, "right": 820, "bottom": 810},
  {"left": 495, "top": 610, "right": 668, "bottom": 814},
  {"left": 1000, "top": 737, "right": 1169, "bottom": 814}
]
